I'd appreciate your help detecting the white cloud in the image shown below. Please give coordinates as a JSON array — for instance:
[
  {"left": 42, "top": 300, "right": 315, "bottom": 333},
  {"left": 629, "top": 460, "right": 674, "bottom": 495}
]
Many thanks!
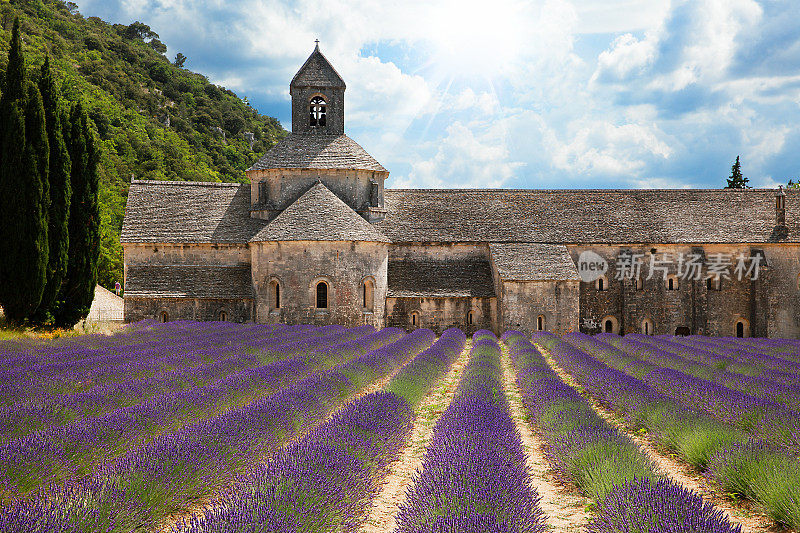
[
  {"left": 593, "top": 33, "right": 657, "bottom": 83},
  {"left": 76, "top": 0, "right": 800, "bottom": 189},
  {"left": 396, "top": 121, "right": 523, "bottom": 188},
  {"left": 549, "top": 121, "right": 673, "bottom": 177}
]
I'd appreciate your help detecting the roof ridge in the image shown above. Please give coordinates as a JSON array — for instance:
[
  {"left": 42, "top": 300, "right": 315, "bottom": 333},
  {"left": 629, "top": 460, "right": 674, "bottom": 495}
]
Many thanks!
[
  {"left": 247, "top": 132, "right": 386, "bottom": 172},
  {"left": 131, "top": 180, "right": 244, "bottom": 188},
  {"left": 250, "top": 182, "right": 390, "bottom": 243},
  {"left": 290, "top": 45, "right": 346, "bottom": 88}
]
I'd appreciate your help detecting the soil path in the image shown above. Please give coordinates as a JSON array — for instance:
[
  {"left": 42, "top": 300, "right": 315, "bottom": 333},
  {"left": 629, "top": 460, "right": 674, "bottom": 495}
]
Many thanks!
[
  {"left": 359, "top": 341, "right": 472, "bottom": 533},
  {"left": 498, "top": 347, "right": 592, "bottom": 532},
  {"left": 536, "top": 345, "right": 782, "bottom": 533},
  {"left": 162, "top": 356, "right": 415, "bottom": 533}
]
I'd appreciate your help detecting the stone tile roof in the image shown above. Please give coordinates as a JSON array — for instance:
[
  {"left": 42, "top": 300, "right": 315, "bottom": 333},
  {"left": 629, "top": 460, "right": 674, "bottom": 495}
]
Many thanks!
[
  {"left": 489, "top": 243, "right": 580, "bottom": 281},
  {"left": 247, "top": 133, "right": 386, "bottom": 172},
  {"left": 121, "top": 180, "right": 265, "bottom": 244},
  {"left": 125, "top": 264, "right": 254, "bottom": 299},
  {"left": 378, "top": 189, "right": 800, "bottom": 244},
  {"left": 121, "top": 182, "right": 800, "bottom": 246},
  {"left": 291, "top": 44, "right": 346, "bottom": 88},
  {"left": 387, "top": 257, "right": 495, "bottom": 298},
  {"left": 250, "top": 182, "right": 390, "bottom": 243}
]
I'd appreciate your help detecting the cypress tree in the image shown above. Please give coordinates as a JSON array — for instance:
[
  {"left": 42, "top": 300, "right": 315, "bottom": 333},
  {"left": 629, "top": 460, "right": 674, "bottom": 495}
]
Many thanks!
[
  {"left": 34, "top": 56, "right": 72, "bottom": 323},
  {"left": 0, "top": 19, "right": 50, "bottom": 324},
  {"left": 726, "top": 155, "right": 750, "bottom": 189},
  {"left": 56, "top": 103, "right": 100, "bottom": 327}
]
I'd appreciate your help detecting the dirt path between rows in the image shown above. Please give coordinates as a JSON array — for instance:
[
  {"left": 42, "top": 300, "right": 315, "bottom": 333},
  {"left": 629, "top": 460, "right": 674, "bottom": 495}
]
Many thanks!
[
  {"left": 163, "top": 357, "right": 415, "bottom": 533},
  {"left": 498, "top": 347, "right": 592, "bottom": 532},
  {"left": 536, "top": 345, "right": 782, "bottom": 533},
  {"left": 359, "top": 341, "right": 472, "bottom": 533}
]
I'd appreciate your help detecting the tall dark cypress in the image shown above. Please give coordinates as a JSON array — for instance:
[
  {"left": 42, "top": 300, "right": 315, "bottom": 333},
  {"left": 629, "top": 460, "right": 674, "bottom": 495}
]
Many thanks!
[
  {"left": 34, "top": 56, "right": 72, "bottom": 322},
  {"left": 0, "top": 19, "right": 49, "bottom": 323},
  {"left": 57, "top": 103, "right": 100, "bottom": 327}
]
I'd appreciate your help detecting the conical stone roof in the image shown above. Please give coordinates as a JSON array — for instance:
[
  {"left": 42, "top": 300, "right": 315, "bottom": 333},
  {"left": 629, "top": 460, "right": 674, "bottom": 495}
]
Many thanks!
[
  {"left": 247, "top": 133, "right": 386, "bottom": 172},
  {"left": 291, "top": 43, "right": 345, "bottom": 89},
  {"left": 250, "top": 182, "right": 390, "bottom": 243}
]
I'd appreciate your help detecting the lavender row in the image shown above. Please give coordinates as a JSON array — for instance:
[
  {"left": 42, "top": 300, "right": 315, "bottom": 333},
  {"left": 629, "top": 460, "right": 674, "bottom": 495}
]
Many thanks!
[
  {"left": 178, "top": 328, "right": 467, "bottom": 532},
  {"left": 0, "top": 322, "right": 321, "bottom": 406},
  {"left": 6, "top": 328, "right": 434, "bottom": 532},
  {"left": 0, "top": 324, "right": 338, "bottom": 443},
  {"left": 598, "top": 333, "right": 800, "bottom": 412},
  {"left": 505, "top": 332, "right": 740, "bottom": 533},
  {"left": 641, "top": 333, "right": 800, "bottom": 382},
  {"left": 534, "top": 332, "right": 799, "bottom": 530},
  {"left": 0, "top": 325, "right": 379, "bottom": 498},
  {"left": 669, "top": 335, "right": 800, "bottom": 371},
  {"left": 566, "top": 332, "right": 798, "bottom": 446},
  {"left": 0, "top": 349, "right": 262, "bottom": 444},
  {"left": 0, "top": 321, "right": 288, "bottom": 374},
  {"left": 395, "top": 330, "right": 546, "bottom": 532},
  {"left": 631, "top": 333, "right": 800, "bottom": 388}
]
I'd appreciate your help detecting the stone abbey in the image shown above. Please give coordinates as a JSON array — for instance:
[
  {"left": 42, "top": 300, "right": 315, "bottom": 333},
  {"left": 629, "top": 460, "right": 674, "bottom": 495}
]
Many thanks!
[{"left": 121, "top": 45, "right": 800, "bottom": 337}]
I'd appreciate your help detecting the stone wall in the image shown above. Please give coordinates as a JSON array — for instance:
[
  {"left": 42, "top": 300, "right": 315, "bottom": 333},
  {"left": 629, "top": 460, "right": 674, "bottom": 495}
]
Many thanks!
[
  {"left": 124, "top": 297, "right": 253, "bottom": 323},
  {"left": 123, "top": 243, "right": 250, "bottom": 266},
  {"left": 122, "top": 243, "right": 254, "bottom": 324},
  {"left": 566, "top": 244, "right": 800, "bottom": 337},
  {"left": 386, "top": 243, "right": 497, "bottom": 333},
  {"left": 760, "top": 244, "right": 800, "bottom": 338},
  {"left": 251, "top": 240, "right": 388, "bottom": 328},
  {"left": 385, "top": 296, "right": 497, "bottom": 335},
  {"left": 248, "top": 168, "right": 388, "bottom": 220},
  {"left": 497, "top": 280, "right": 580, "bottom": 336},
  {"left": 291, "top": 85, "right": 344, "bottom": 135}
]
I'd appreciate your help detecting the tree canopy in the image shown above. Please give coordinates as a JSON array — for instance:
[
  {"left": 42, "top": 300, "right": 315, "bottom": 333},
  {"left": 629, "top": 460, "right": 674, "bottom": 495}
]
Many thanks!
[
  {"left": 0, "top": 1, "right": 286, "bottom": 293},
  {"left": 726, "top": 156, "right": 750, "bottom": 189}
]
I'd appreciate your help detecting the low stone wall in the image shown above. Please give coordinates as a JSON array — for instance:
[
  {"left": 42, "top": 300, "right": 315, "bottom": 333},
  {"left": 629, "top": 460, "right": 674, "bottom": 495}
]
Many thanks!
[{"left": 124, "top": 297, "right": 253, "bottom": 323}]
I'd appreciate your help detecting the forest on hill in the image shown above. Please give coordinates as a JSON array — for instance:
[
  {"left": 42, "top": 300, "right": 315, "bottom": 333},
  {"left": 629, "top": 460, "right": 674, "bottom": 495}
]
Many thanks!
[{"left": 0, "top": 0, "right": 286, "bottom": 290}]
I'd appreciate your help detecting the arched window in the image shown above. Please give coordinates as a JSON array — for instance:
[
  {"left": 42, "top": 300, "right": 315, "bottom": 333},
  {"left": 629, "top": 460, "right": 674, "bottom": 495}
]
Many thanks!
[
  {"left": 410, "top": 311, "right": 420, "bottom": 328},
  {"left": 667, "top": 275, "right": 678, "bottom": 291},
  {"left": 735, "top": 319, "right": 750, "bottom": 338},
  {"left": 537, "top": 315, "right": 546, "bottom": 331},
  {"left": 309, "top": 96, "right": 327, "bottom": 127},
  {"left": 269, "top": 279, "right": 281, "bottom": 311},
  {"left": 362, "top": 278, "right": 374, "bottom": 312},
  {"left": 602, "top": 316, "right": 618, "bottom": 334},
  {"left": 316, "top": 281, "right": 328, "bottom": 309},
  {"left": 159, "top": 311, "right": 168, "bottom": 323},
  {"left": 219, "top": 310, "right": 228, "bottom": 322},
  {"left": 596, "top": 276, "right": 608, "bottom": 291},
  {"left": 641, "top": 318, "right": 653, "bottom": 335}
]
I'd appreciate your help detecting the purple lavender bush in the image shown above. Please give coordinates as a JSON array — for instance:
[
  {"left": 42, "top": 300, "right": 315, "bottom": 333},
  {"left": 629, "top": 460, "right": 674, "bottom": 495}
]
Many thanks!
[
  {"left": 506, "top": 332, "right": 656, "bottom": 501},
  {"left": 395, "top": 331, "right": 547, "bottom": 533},
  {"left": 0, "top": 325, "right": 377, "bottom": 497},
  {"left": 709, "top": 440, "right": 800, "bottom": 529},
  {"left": 2, "top": 328, "right": 432, "bottom": 532},
  {"left": 541, "top": 332, "right": 798, "bottom": 531},
  {"left": 586, "top": 477, "right": 742, "bottom": 533},
  {"left": 177, "top": 328, "right": 466, "bottom": 532}
]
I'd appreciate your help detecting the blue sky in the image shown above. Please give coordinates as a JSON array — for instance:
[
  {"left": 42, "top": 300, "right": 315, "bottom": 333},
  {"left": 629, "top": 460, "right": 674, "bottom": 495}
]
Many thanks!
[{"left": 75, "top": 0, "right": 800, "bottom": 190}]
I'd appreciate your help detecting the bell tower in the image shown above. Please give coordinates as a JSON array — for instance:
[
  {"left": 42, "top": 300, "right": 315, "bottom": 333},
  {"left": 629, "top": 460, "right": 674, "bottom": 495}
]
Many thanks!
[{"left": 290, "top": 42, "right": 346, "bottom": 135}]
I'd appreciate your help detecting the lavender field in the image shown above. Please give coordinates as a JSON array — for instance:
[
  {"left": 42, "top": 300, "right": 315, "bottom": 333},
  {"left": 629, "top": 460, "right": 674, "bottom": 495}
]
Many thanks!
[{"left": 0, "top": 321, "right": 797, "bottom": 532}]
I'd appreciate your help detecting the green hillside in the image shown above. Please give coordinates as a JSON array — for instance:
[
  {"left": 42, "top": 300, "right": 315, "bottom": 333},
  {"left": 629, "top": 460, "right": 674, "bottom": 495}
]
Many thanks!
[{"left": 0, "top": 0, "right": 286, "bottom": 290}]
